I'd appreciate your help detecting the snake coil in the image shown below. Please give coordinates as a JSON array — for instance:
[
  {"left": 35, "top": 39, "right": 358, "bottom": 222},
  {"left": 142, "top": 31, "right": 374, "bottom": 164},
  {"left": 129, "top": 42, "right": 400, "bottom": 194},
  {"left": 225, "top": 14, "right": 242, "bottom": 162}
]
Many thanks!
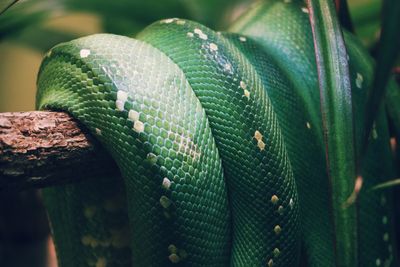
[{"left": 37, "top": 1, "right": 398, "bottom": 267}]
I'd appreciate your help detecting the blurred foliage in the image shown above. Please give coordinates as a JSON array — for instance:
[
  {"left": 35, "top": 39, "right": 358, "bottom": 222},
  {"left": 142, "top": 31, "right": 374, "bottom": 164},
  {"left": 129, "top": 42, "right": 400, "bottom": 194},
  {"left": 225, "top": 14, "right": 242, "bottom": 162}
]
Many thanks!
[
  {"left": 348, "top": 0, "right": 381, "bottom": 47},
  {"left": 0, "top": 0, "right": 255, "bottom": 53},
  {"left": 0, "top": 0, "right": 17, "bottom": 14},
  {"left": 363, "top": 0, "right": 400, "bottom": 155},
  {"left": 0, "top": 0, "right": 395, "bottom": 53},
  {"left": 0, "top": 0, "right": 396, "bottom": 53}
]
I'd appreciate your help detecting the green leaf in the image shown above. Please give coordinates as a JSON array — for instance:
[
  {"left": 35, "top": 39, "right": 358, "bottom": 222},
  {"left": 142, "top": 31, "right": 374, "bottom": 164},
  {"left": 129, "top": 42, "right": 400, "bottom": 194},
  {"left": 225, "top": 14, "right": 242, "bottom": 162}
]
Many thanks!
[
  {"left": 336, "top": 0, "right": 354, "bottom": 32},
  {"left": 63, "top": 0, "right": 242, "bottom": 33},
  {"left": 10, "top": 27, "right": 79, "bottom": 52},
  {"left": 348, "top": 0, "right": 381, "bottom": 46},
  {"left": 0, "top": 0, "right": 18, "bottom": 15},
  {"left": 363, "top": 0, "right": 400, "bottom": 153},
  {"left": 385, "top": 80, "right": 400, "bottom": 180},
  {"left": 371, "top": 178, "right": 400, "bottom": 191},
  {"left": 0, "top": 0, "right": 52, "bottom": 40},
  {"left": 306, "top": 0, "right": 358, "bottom": 266},
  {"left": 386, "top": 80, "right": 400, "bottom": 137}
]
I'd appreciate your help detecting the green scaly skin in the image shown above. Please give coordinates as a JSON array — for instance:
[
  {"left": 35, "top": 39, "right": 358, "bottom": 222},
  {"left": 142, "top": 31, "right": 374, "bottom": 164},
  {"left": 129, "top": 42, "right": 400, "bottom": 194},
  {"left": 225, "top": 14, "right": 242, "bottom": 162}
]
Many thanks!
[
  {"left": 229, "top": 2, "right": 398, "bottom": 266},
  {"left": 37, "top": 1, "right": 398, "bottom": 266}
]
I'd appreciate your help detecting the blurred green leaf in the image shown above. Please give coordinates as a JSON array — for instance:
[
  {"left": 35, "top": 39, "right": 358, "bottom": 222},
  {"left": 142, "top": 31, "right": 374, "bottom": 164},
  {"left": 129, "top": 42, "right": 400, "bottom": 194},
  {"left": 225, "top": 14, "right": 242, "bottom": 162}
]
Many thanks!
[
  {"left": 348, "top": 0, "right": 381, "bottom": 47},
  {"left": 63, "top": 0, "right": 245, "bottom": 35},
  {"left": 1, "top": 0, "right": 248, "bottom": 48},
  {"left": 306, "top": 0, "right": 358, "bottom": 266},
  {"left": 0, "top": 0, "right": 18, "bottom": 15},
  {"left": 363, "top": 0, "right": 400, "bottom": 153},
  {"left": 64, "top": 0, "right": 188, "bottom": 35},
  {"left": 371, "top": 178, "right": 400, "bottom": 191},
  {"left": 0, "top": 0, "right": 59, "bottom": 40},
  {"left": 10, "top": 27, "right": 78, "bottom": 52},
  {"left": 336, "top": 0, "right": 354, "bottom": 32},
  {"left": 386, "top": 80, "right": 400, "bottom": 139}
]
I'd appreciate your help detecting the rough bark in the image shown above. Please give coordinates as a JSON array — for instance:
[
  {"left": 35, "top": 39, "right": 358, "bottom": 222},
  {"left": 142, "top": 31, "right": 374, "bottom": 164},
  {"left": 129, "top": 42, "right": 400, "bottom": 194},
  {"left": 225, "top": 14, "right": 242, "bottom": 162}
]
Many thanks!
[{"left": 0, "top": 111, "right": 119, "bottom": 192}]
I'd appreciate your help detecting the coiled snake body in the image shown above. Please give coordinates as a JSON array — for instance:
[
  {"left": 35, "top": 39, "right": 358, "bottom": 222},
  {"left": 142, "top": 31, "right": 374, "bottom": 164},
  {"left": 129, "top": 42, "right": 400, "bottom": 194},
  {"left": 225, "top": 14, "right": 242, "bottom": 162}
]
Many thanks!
[{"left": 36, "top": 1, "right": 398, "bottom": 266}]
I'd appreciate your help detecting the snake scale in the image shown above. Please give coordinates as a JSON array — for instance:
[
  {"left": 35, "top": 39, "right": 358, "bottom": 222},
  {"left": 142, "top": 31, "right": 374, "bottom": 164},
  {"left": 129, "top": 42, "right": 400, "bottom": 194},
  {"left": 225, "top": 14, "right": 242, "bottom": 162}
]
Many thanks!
[{"left": 36, "top": 1, "right": 398, "bottom": 266}]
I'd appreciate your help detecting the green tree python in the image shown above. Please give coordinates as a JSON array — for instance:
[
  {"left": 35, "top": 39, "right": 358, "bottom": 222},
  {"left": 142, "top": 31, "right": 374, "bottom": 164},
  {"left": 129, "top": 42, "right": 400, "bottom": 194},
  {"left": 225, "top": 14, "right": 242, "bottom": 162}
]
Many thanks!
[{"left": 36, "top": 1, "right": 399, "bottom": 266}]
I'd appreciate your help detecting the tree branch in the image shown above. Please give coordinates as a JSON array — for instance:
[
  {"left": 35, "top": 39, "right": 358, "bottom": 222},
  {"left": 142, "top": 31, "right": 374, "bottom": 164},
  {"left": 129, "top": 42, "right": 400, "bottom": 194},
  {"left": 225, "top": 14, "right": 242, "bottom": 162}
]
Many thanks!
[{"left": 0, "top": 111, "right": 119, "bottom": 192}]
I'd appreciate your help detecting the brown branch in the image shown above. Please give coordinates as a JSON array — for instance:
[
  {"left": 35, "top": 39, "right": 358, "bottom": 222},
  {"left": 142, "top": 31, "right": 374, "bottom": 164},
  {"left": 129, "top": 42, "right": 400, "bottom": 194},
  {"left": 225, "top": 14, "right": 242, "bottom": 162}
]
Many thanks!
[{"left": 0, "top": 111, "right": 119, "bottom": 192}]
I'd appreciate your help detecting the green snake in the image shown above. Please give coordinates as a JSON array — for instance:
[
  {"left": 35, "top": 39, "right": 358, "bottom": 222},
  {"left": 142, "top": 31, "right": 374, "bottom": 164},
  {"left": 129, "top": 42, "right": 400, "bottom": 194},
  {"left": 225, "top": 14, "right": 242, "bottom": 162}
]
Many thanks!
[{"left": 36, "top": 1, "right": 398, "bottom": 266}]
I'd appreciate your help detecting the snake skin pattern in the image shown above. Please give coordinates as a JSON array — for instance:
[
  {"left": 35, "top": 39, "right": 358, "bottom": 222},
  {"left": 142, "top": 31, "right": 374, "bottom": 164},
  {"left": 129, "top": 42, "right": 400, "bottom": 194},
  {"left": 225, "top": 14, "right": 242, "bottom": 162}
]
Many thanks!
[{"left": 37, "top": 1, "right": 398, "bottom": 266}]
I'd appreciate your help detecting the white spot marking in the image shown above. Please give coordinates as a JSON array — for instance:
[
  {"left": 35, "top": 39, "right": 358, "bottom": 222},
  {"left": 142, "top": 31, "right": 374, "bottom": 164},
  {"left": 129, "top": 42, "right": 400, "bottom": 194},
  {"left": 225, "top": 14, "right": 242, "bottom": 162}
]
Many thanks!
[
  {"left": 116, "top": 90, "right": 128, "bottom": 111},
  {"left": 257, "top": 139, "right": 265, "bottom": 151},
  {"left": 209, "top": 43, "right": 218, "bottom": 51},
  {"left": 133, "top": 120, "right": 144, "bottom": 133},
  {"left": 254, "top": 130, "right": 263, "bottom": 141},
  {"left": 194, "top": 28, "right": 203, "bottom": 35},
  {"left": 194, "top": 28, "right": 208, "bottom": 40},
  {"left": 240, "top": 80, "right": 247, "bottom": 90},
  {"left": 176, "top": 20, "right": 185, "bottom": 25},
  {"left": 162, "top": 18, "right": 175, "bottom": 24},
  {"left": 273, "top": 248, "right": 280, "bottom": 257},
  {"left": 372, "top": 129, "right": 378, "bottom": 139},
  {"left": 289, "top": 198, "right": 294, "bottom": 209},
  {"left": 356, "top": 72, "right": 364, "bottom": 88},
  {"left": 383, "top": 232, "right": 389, "bottom": 242},
  {"left": 274, "top": 225, "right": 281, "bottom": 235},
  {"left": 162, "top": 177, "right": 171, "bottom": 190},
  {"left": 187, "top": 32, "right": 194, "bottom": 38},
  {"left": 268, "top": 259, "right": 274, "bottom": 267},
  {"left": 239, "top": 36, "right": 247, "bottom": 42},
  {"left": 117, "top": 90, "right": 128, "bottom": 102},
  {"left": 382, "top": 216, "right": 388, "bottom": 225},
  {"left": 199, "top": 33, "right": 208, "bottom": 40},
  {"left": 80, "top": 49, "right": 91, "bottom": 58},
  {"left": 244, "top": 89, "right": 250, "bottom": 99},
  {"left": 376, "top": 258, "right": 382, "bottom": 266},
  {"left": 160, "top": 196, "right": 172, "bottom": 209},
  {"left": 306, "top": 122, "right": 311, "bottom": 129},
  {"left": 301, "top": 7, "right": 309, "bottom": 13},
  {"left": 128, "top": 109, "right": 140, "bottom": 122},
  {"left": 95, "top": 128, "right": 102, "bottom": 135},
  {"left": 372, "top": 122, "right": 378, "bottom": 139},
  {"left": 169, "top": 253, "right": 180, "bottom": 263},
  {"left": 271, "top": 195, "right": 279, "bottom": 204},
  {"left": 115, "top": 100, "right": 125, "bottom": 111}
]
